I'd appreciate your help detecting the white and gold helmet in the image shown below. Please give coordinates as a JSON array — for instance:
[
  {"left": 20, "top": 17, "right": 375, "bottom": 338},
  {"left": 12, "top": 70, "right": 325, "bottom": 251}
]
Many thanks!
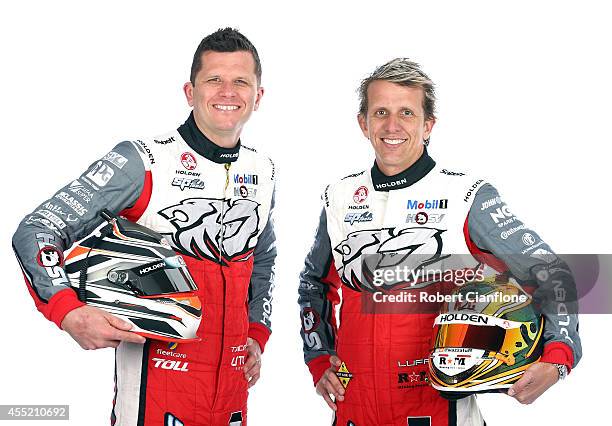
[{"left": 429, "top": 278, "right": 544, "bottom": 395}]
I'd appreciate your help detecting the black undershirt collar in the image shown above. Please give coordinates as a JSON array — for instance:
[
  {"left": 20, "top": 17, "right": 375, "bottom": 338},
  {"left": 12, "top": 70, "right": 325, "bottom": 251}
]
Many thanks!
[
  {"left": 370, "top": 148, "right": 436, "bottom": 191},
  {"left": 177, "top": 112, "right": 240, "bottom": 164}
]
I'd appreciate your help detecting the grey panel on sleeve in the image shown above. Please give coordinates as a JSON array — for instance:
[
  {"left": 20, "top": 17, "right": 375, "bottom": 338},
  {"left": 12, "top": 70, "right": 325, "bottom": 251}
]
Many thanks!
[
  {"left": 12, "top": 141, "right": 146, "bottom": 303},
  {"left": 298, "top": 208, "right": 339, "bottom": 364},
  {"left": 468, "top": 183, "right": 582, "bottom": 367},
  {"left": 248, "top": 188, "right": 277, "bottom": 330}
]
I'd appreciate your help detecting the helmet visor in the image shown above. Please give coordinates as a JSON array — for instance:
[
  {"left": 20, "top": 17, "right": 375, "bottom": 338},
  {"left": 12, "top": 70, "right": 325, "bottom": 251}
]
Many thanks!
[
  {"left": 125, "top": 256, "right": 198, "bottom": 296},
  {"left": 434, "top": 322, "right": 506, "bottom": 352}
]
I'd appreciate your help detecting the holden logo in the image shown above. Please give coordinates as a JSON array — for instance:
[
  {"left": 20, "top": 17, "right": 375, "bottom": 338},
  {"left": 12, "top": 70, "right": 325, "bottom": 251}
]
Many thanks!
[
  {"left": 180, "top": 152, "right": 197, "bottom": 170},
  {"left": 353, "top": 186, "right": 369, "bottom": 203}
]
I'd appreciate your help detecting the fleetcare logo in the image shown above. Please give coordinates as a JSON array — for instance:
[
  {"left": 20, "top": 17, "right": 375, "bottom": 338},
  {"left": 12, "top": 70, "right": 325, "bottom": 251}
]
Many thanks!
[
  {"left": 353, "top": 186, "right": 369, "bottom": 203},
  {"left": 156, "top": 348, "right": 186, "bottom": 359},
  {"left": 180, "top": 152, "right": 197, "bottom": 170}
]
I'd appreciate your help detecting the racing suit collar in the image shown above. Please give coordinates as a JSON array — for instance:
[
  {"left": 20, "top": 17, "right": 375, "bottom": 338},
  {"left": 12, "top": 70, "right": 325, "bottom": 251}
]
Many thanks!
[
  {"left": 370, "top": 148, "right": 436, "bottom": 191},
  {"left": 177, "top": 112, "right": 240, "bottom": 164}
]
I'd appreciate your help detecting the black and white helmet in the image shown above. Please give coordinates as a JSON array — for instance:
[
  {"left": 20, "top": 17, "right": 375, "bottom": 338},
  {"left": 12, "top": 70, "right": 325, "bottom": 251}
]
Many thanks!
[{"left": 64, "top": 211, "right": 202, "bottom": 342}]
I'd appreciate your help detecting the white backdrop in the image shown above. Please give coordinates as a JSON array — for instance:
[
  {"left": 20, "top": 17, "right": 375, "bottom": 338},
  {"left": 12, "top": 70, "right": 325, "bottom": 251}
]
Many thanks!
[{"left": 1, "top": 1, "right": 610, "bottom": 424}]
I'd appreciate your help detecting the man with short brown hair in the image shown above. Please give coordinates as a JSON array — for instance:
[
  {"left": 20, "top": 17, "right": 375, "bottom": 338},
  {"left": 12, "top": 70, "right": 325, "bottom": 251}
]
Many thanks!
[{"left": 14, "top": 28, "right": 276, "bottom": 426}]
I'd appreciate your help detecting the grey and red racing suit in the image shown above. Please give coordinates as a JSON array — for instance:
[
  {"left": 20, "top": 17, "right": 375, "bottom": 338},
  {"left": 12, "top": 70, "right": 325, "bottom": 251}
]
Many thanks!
[
  {"left": 13, "top": 113, "right": 276, "bottom": 426},
  {"left": 298, "top": 149, "right": 580, "bottom": 426}
]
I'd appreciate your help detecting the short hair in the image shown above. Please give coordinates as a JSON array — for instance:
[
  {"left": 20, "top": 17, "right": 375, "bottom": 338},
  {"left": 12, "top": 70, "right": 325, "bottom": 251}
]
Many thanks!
[
  {"left": 190, "top": 28, "right": 262, "bottom": 85},
  {"left": 358, "top": 58, "right": 436, "bottom": 120}
]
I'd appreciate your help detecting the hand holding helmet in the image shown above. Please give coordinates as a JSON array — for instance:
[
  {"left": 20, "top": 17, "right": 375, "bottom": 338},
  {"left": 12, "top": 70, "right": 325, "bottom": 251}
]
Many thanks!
[{"left": 61, "top": 305, "right": 146, "bottom": 349}]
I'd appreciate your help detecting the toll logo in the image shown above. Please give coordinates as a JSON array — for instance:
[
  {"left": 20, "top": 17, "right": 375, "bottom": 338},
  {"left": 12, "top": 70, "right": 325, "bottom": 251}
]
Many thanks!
[{"left": 152, "top": 358, "right": 189, "bottom": 372}]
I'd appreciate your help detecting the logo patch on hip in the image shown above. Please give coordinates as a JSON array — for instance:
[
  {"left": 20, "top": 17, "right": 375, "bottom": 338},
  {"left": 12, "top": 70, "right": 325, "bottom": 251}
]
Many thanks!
[{"left": 336, "top": 362, "right": 353, "bottom": 389}]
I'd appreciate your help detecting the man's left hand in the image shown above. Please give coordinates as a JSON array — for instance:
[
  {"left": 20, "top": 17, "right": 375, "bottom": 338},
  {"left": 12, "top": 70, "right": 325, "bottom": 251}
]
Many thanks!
[
  {"left": 508, "top": 362, "right": 560, "bottom": 404},
  {"left": 243, "top": 337, "right": 262, "bottom": 388}
]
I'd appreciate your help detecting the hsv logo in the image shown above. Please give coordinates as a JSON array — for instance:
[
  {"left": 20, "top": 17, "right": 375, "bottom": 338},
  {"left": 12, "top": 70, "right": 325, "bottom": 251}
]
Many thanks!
[
  {"left": 36, "top": 246, "right": 63, "bottom": 268},
  {"left": 406, "top": 212, "right": 445, "bottom": 225},
  {"left": 301, "top": 308, "right": 320, "bottom": 333},
  {"left": 180, "top": 152, "right": 197, "bottom": 170},
  {"left": 159, "top": 197, "right": 261, "bottom": 263},
  {"left": 415, "top": 212, "right": 428, "bottom": 225},
  {"left": 301, "top": 306, "right": 322, "bottom": 350},
  {"left": 353, "top": 186, "right": 368, "bottom": 203},
  {"left": 34, "top": 233, "right": 68, "bottom": 286}
]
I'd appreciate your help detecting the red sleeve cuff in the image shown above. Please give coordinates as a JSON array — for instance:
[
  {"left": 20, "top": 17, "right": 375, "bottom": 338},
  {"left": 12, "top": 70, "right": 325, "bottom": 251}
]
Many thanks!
[
  {"left": 248, "top": 322, "right": 271, "bottom": 353},
  {"left": 43, "top": 289, "right": 86, "bottom": 329},
  {"left": 307, "top": 354, "right": 331, "bottom": 386},
  {"left": 541, "top": 341, "right": 574, "bottom": 373}
]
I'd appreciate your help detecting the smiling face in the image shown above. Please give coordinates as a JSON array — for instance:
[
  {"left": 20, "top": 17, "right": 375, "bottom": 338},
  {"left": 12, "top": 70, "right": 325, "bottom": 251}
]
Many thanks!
[
  {"left": 183, "top": 50, "right": 264, "bottom": 147},
  {"left": 358, "top": 80, "right": 435, "bottom": 176}
]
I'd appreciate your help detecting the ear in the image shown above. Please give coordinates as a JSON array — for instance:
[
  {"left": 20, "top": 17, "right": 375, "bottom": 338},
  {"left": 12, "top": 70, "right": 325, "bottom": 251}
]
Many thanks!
[
  {"left": 253, "top": 86, "right": 264, "bottom": 111},
  {"left": 423, "top": 117, "right": 436, "bottom": 141},
  {"left": 357, "top": 113, "right": 369, "bottom": 139},
  {"left": 183, "top": 82, "right": 194, "bottom": 107}
]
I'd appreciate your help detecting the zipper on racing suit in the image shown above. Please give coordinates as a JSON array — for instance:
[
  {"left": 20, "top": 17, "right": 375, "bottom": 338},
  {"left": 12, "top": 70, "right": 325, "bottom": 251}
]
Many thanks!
[{"left": 212, "top": 162, "right": 232, "bottom": 411}]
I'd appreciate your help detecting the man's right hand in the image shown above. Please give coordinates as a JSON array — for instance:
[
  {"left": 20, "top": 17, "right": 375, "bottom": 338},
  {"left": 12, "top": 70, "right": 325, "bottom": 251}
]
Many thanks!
[
  {"left": 315, "top": 355, "right": 346, "bottom": 411},
  {"left": 61, "top": 305, "right": 146, "bottom": 349}
]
